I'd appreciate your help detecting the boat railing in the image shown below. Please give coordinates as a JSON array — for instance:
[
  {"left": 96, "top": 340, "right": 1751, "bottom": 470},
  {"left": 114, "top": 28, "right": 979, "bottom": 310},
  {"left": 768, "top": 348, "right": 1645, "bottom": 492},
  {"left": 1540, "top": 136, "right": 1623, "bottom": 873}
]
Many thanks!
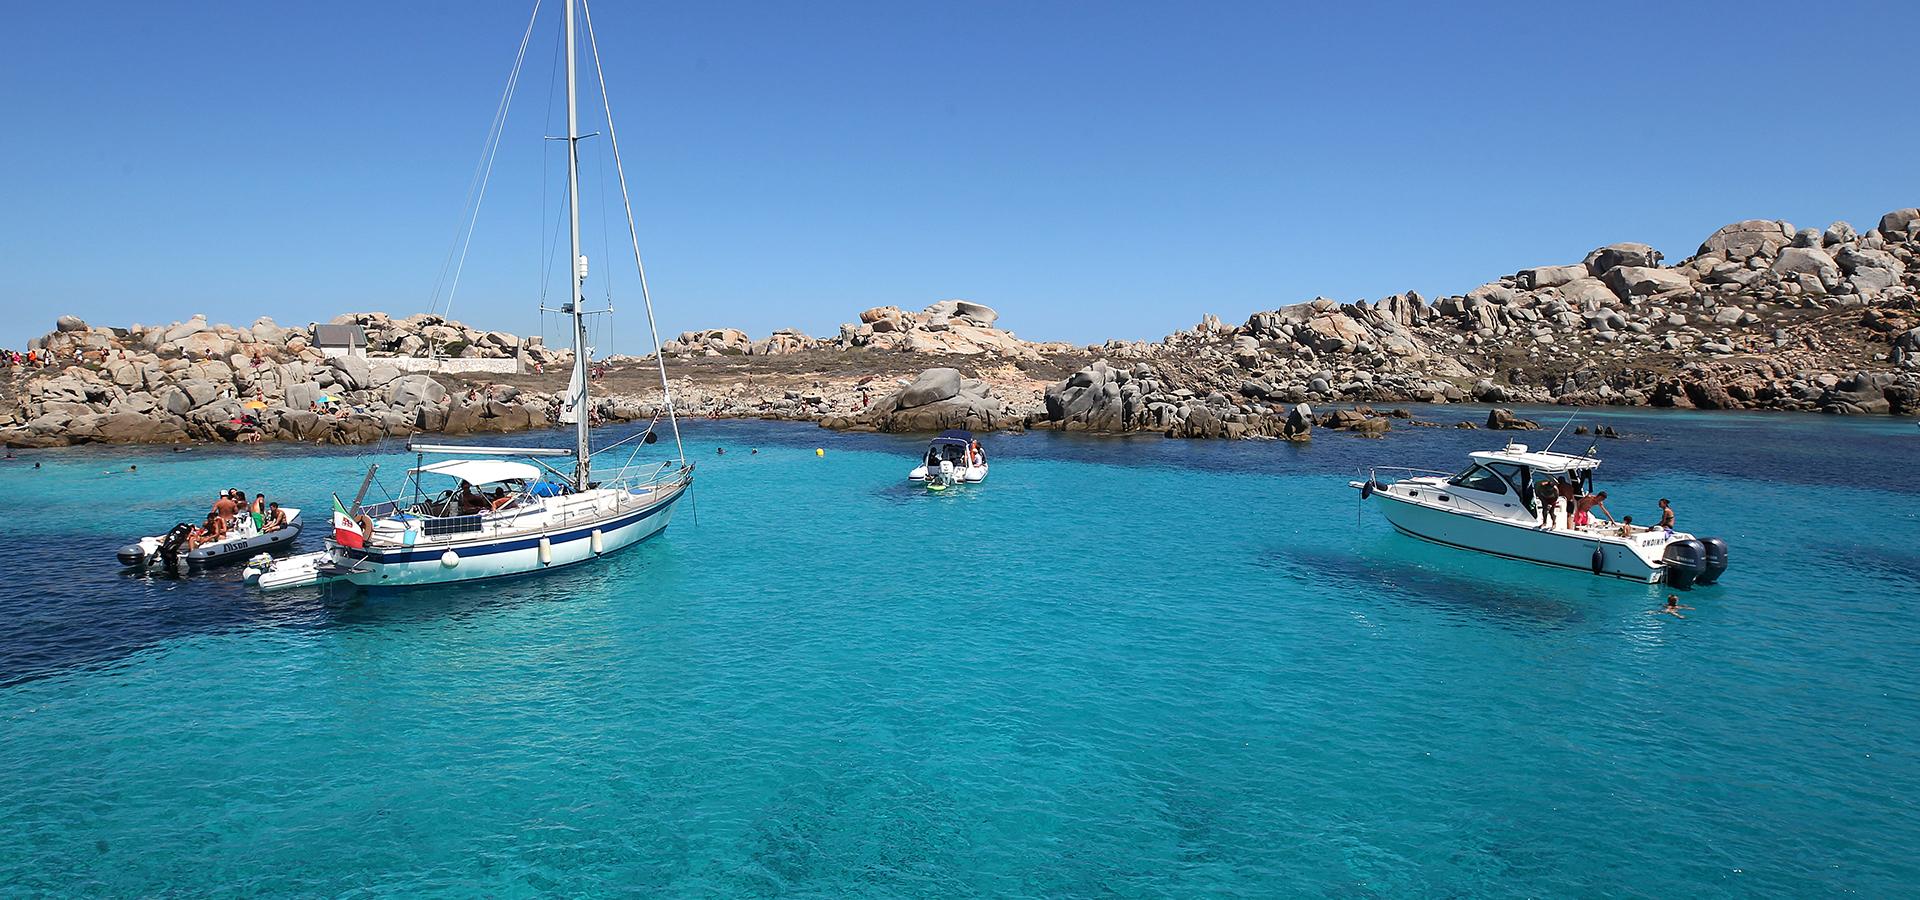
[{"left": 1364, "top": 465, "right": 1454, "bottom": 484}]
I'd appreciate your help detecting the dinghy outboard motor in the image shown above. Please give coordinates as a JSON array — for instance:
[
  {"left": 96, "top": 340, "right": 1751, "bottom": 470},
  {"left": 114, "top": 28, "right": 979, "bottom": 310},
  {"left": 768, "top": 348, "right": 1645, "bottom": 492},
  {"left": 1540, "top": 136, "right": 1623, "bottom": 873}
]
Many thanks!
[
  {"left": 1696, "top": 537, "right": 1729, "bottom": 585},
  {"left": 1661, "top": 538, "right": 1706, "bottom": 589},
  {"left": 156, "top": 522, "right": 195, "bottom": 570}
]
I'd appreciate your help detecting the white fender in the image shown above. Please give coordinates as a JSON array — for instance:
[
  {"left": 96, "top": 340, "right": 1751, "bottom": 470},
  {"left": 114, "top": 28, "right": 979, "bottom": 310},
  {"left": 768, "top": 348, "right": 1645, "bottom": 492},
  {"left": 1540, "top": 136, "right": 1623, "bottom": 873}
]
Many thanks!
[
  {"left": 538, "top": 536, "right": 552, "bottom": 565},
  {"left": 590, "top": 529, "right": 604, "bottom": 554},
  {"left": 441, "top": 550, "right": 460, "bottom": 568}
]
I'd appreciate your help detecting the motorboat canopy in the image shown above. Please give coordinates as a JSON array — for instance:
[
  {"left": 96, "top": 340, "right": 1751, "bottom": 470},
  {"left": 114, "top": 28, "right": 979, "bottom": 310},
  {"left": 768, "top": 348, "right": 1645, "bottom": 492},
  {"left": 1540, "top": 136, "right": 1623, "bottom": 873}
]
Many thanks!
[
  {"left": 1467, "top": 443, "right": 1598, "bottom": 475},
  {"left": 409, "top": 459, "right": 544, "bottom": 485}
]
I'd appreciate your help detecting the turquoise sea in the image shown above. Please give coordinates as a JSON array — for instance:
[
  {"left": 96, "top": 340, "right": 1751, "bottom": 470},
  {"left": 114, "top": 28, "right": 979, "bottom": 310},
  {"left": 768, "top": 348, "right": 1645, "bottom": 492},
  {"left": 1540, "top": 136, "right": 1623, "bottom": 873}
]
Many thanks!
[{"left": 2, "top": 408, "right": 1916, "bottom": 897}]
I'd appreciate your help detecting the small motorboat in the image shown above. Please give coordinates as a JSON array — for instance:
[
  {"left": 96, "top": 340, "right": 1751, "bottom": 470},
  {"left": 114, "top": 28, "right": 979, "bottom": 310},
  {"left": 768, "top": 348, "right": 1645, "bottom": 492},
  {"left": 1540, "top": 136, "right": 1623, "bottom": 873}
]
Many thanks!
[
  {"left": 117, "top": 508, "right": 303, "bottom": 571},
  {"left": 908, "top": 430, "right": 988, "bottom": 490},
  {"left": 1350, "top": 442, "right": 1728, "bottom": 586}
]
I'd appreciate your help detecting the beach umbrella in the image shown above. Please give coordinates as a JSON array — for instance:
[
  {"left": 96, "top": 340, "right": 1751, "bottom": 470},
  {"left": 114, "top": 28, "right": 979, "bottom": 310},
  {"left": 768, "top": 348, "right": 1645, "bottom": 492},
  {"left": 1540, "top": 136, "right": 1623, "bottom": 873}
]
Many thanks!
[{"left": 317, "top": 395, "right": 336, "bottom": 403}]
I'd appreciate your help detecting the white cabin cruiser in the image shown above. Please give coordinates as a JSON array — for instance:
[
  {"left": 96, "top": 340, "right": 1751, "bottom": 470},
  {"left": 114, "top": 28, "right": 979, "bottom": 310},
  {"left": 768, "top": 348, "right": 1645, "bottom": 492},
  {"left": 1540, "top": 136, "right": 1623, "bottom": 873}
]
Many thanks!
[
  {"left": 908, "top": 430, "right": 988, "bottom": 490},
  {"left": 1350, "top": 442, "right": 1728, "bottom": 586},
  {"left": 250, "top": 0, "right": 693, "bottom": 591}
]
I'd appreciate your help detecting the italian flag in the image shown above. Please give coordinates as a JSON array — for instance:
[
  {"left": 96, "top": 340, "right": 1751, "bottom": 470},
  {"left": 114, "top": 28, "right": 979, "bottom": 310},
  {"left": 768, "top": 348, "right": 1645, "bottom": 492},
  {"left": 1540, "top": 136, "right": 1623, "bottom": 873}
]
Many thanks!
[{"left": 332, "top": 496, "right": 365, "bottom": 549}]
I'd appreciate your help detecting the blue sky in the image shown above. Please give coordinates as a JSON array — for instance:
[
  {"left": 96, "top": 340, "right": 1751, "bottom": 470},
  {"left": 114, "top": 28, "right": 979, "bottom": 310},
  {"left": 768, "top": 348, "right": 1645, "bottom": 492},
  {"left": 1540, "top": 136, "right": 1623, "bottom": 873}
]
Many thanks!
[{"left": 3, "top": 1, "right": 1915, "bottom": 353}]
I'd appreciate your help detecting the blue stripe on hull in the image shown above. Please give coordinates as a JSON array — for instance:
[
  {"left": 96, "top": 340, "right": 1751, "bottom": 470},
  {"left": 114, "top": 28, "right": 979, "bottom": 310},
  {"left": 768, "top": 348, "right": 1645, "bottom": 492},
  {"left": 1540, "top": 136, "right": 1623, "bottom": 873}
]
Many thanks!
[
  {"left": 353, "top": 521, "right": 675, "bottom": 594},
  {"left": 343, "top": 487, "right": 682, "bottom": 565}
]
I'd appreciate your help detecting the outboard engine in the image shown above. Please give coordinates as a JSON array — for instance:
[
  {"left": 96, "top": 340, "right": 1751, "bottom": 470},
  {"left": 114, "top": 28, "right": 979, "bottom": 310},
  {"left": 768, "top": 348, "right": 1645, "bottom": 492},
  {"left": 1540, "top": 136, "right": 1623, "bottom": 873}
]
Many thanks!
[
  {"left": 1662, "top": 538, "right": 1706, "bottom": 589},
  {"left": 1696, "top": 538, "right": 1729, "bottom": 585},
  {"left": 156, "top": 522, "right": 195, "bottom": 570},
  {"left": 935, "top": 459, "right": 958, "bottom": 487}
]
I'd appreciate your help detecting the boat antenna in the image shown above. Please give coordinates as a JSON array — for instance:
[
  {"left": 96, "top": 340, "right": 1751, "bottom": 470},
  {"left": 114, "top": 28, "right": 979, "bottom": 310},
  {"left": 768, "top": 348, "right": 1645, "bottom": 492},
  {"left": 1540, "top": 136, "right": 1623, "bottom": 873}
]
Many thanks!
[
  {"left": 582, "top": 0, "right": 687, "bottom": 469},
  {"left": 562, "top": 0, "right": 593, "bottom": 489},
  {"left": 1542, "top": 410, "right": 1578, "bottom": 454}
]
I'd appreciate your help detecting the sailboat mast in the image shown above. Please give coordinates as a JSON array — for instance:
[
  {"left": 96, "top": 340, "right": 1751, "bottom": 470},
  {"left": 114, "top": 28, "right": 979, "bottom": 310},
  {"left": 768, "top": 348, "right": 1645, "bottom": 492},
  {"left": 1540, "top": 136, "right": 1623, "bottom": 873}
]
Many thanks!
[{"left": 564, "top": 0, "right": 591, "bottom": 488}]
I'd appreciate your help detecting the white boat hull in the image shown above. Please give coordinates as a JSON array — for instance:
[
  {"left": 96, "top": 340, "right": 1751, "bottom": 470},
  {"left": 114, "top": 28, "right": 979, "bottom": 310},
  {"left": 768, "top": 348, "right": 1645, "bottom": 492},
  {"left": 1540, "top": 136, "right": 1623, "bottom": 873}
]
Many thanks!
[
  {"left": 907, "top": 464, "right": 987, "bottom": 483},
  {"left": 1373, "top": 489, "right": 1668, "bottom": 582},
  {"left": 337, "top": 486, "right": 684, "bottom": 588}
]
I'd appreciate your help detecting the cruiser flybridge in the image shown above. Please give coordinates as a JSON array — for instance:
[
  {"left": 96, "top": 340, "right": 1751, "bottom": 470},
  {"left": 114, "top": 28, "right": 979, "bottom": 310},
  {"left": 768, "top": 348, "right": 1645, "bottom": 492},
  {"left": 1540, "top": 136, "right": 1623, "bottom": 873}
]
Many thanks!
[{"left": 1350, "top": 441, "right": 1728, "bottom": 586}]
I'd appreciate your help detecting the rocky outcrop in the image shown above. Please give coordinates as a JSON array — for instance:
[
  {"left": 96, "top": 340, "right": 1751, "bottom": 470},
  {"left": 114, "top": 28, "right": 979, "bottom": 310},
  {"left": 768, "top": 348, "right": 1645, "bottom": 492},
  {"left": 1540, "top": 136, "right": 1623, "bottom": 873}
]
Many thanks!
[
  {"left": 664, "top": 299, "right": 1069, "bottom": 360},
  {"left": 821, "top": 367, "right": 1018, "bottom": 433},
  {"left": 1, "top": 313, "right": 574, "bottom": 448}
]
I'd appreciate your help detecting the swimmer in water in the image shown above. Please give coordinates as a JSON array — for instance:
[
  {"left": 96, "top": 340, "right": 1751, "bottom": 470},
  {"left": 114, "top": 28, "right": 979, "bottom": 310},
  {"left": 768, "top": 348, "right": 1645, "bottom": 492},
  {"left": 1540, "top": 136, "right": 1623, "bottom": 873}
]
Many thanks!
[
  {"left": 1649, "top": 594, "right": 1693, "bottom": 618},
  {"left": 716, "top": 447, "right": 725, "bottom": 455}
]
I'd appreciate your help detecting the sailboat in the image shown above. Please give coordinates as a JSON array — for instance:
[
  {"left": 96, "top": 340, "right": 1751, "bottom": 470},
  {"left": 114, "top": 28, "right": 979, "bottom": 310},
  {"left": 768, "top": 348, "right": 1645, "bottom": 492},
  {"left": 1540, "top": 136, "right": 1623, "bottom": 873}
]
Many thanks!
[{"left": 252, "top": 0, "right": 692, "bottom": 590}]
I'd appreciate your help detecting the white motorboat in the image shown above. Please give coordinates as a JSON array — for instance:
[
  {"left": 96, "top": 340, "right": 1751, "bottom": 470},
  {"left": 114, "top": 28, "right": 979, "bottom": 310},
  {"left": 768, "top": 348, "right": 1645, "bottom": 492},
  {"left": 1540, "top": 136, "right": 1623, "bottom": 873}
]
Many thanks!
[
  {"left": 253, "top": 0, "right": 692, "bottom": 591},
  {"left": 1350, "top": 441, "right": 1728, "bottom": 586},
  {"left": 907, "top": 430, "right": 988, "bottom": 490}
]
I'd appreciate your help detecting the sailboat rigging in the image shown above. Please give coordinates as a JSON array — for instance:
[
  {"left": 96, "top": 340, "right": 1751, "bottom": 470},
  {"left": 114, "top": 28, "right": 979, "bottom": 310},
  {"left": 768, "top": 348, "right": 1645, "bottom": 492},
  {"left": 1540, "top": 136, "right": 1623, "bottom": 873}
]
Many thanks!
[{"left": 251, "top": 0, "right": 694, "bottom": 590}]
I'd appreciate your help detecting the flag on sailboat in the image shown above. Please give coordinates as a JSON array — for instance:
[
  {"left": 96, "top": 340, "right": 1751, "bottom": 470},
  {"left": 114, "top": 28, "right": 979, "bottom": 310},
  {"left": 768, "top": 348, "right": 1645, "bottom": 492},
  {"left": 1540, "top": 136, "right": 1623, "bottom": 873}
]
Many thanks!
[
  {"left": 331, "top": 496, "right": 365, "bottom": 549},
  {"left": 558, "top": 350, "right": 590, "bottom": 424}
]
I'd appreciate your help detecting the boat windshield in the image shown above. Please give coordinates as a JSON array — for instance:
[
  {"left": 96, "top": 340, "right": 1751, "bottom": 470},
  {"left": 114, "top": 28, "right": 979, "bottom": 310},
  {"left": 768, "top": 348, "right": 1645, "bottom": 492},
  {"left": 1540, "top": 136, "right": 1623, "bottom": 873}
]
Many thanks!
[{"left": 1450, "top": 462, "right": 1530, "bottom": 497}]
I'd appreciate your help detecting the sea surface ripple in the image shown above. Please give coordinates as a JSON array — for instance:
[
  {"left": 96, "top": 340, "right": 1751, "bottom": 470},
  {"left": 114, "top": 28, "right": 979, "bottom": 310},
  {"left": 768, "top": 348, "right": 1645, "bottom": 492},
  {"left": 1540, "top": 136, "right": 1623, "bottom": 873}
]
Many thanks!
[{"left": 1, "top": 407, "right": 1916, "bottom": 896}]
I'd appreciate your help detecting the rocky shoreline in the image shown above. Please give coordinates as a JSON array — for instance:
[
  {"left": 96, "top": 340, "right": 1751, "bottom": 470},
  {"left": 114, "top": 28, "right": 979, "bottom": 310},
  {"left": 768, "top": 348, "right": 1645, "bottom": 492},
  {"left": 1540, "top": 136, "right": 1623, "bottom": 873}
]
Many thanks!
[{"left": 6, "top": 209, "right": 1918, "bottom": 449}]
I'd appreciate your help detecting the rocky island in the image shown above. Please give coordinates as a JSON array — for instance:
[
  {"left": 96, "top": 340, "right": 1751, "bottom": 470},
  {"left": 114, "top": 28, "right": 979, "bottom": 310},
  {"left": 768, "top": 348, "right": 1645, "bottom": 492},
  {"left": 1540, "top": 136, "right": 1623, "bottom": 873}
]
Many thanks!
[{"left": 5, "top": 208, "right": 1918, "bottom": 449}]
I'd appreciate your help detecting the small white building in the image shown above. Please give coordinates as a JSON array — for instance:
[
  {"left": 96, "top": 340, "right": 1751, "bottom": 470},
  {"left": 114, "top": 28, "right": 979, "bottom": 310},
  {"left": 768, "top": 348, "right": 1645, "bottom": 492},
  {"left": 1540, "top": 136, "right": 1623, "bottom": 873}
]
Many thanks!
[{"left": 312, "top": 324, "right": 367, "bottom": 358}]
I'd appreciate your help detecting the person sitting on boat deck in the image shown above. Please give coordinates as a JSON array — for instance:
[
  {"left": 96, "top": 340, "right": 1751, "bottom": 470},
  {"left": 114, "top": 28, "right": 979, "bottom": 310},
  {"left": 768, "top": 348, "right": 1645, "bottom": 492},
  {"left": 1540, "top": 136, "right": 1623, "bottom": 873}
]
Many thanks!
[
  {"left": 264, "top": 502, "right": 289, "bottom": 532},
  {"left": 1650, "top": 594, "right": 1693, "bottom": 618},
  {"left": 1616, "top": 515, "right": 1638, "bottom": 537},
  {"left": 487, "top": 486, "right": 514, "bottom": 511},
  {"left": 1534, "top": 478, "right": 1560, "bottom": 528},
  {"left": 191, "top": 511, "right": 228, "bottom": 549},
  {"left": 1572, "top": 491, "right": 1613, "bottom": 527},
  {"left": 457, "top": 481, "right": 488, "bottom": 514},
  {"left": 1658, "top": 498, "right": 1675, "bottom": 534}
]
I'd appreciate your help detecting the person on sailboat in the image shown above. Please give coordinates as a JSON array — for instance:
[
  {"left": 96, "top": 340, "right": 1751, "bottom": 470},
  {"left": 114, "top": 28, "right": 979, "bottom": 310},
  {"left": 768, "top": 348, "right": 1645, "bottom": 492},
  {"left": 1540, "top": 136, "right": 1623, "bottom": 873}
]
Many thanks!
[{"left": 457, "top": 481, "right": 488, "bottom": 514}]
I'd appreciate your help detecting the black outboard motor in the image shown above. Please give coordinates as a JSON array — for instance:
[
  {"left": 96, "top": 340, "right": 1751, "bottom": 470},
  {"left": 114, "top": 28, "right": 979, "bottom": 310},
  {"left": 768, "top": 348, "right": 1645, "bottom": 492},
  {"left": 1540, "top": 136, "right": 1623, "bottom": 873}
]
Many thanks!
[
  {"left": 1662, "top": 538, "right": 1706, "bottom": 589},
  {"left": 156, "top": 522, "right": 195, "bottom": 571},
  {"left": 1696, "top": 538, "right": 1729, "bottom": 585}
]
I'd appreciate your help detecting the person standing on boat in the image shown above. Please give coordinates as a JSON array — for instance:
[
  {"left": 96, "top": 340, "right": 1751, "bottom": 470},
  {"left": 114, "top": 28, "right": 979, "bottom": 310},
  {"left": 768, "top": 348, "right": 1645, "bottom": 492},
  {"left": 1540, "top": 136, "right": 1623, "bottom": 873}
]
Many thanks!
[
  {"left": 1573, "top": 491, "right": 1613, "bottom": 527},
  {"left": 250, "top": 494, "right": 268, "bottom": 532},
  {"left": 1534, "top": 478, "right": 1560, "bottom": 528},
  {"left": 1556, "top": 477, "right": 1578, "bottom": 525}
]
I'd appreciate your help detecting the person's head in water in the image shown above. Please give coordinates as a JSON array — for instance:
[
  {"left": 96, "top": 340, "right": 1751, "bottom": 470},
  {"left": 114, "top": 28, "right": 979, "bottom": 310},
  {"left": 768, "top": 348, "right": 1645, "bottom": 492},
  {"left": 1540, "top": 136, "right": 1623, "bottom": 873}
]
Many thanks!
[
  {"left": 1666, "top": 594, "right": 1679, "bottom": 608},
  {"left": 129, "top": 465, "right": 137, "bottom": 472}
]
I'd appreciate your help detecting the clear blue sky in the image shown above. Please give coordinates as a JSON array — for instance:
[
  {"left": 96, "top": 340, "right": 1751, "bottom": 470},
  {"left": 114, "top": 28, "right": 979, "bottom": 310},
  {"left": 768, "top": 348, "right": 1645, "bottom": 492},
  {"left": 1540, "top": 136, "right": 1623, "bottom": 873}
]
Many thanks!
[{"left": 3, "top": 1, "right": 1915, "bottom": 353}]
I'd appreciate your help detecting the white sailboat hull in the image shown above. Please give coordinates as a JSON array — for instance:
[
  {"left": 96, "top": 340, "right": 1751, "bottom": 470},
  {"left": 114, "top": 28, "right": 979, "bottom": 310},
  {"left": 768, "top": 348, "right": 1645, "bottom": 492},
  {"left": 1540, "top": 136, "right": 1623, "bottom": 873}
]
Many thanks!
[{"left": 337, "top": 485, "right": 685, "bottom": 588}]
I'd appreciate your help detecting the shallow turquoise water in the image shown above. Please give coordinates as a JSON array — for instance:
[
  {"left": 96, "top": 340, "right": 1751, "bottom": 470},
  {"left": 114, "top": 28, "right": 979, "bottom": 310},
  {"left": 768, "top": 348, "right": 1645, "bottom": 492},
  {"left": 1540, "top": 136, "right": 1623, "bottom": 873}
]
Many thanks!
[{"left": 2, "top": 408, "right": 1917, "bottom": 896}]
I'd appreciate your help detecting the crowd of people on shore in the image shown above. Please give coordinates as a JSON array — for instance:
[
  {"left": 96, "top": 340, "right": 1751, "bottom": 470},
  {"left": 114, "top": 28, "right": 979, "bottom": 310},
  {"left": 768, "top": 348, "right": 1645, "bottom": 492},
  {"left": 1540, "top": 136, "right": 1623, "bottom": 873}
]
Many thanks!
[{"left": 189, "top": 487, "right": 288, "bottom": 549}]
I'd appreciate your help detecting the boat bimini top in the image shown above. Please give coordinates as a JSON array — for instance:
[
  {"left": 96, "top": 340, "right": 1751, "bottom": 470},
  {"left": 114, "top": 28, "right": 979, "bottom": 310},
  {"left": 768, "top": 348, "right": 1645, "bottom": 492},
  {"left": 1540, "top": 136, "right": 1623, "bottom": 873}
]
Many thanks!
[
  {"left": 1467, "top": 442, "right": 1598, "bottom": 475},
  {"left": 408, "top": 459, "right": 545, "bottom": 485}
]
